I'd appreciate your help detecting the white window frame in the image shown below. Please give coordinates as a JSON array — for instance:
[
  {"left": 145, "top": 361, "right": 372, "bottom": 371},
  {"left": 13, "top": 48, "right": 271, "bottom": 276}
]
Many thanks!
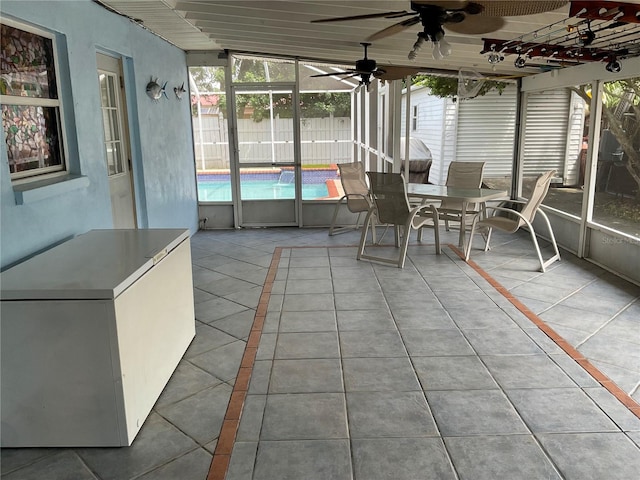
[
  {"left": 412, "top": 105, "right": 418, "bottom": 131},
  {"left": 1, "top": 18, "right": 68, "bottom": 182}
]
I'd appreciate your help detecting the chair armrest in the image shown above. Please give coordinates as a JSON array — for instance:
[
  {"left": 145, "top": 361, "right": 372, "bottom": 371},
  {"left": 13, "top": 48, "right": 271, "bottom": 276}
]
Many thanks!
[
  {"left": 412, "top": 203, "right": 437, "bottom": 216},
  {"left": 418, "top": 198, "right": 440, "bottom": 205},
  {"left": 483, "top": 199, "right": 525, "bottom": 205},
  {"left": 345, "top": 193, "right": 369, "bottom": 200},
  {"left": 483, "top": 205, "right": 530, "bottom": 222},
  {"left": 479, "top": 199, "right": 525, "bottom": 216}
]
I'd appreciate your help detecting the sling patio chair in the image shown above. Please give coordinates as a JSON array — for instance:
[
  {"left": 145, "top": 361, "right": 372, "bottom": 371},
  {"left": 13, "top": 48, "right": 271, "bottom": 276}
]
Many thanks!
[
  {"left": 329, "top": 161, "right": 377, "bottom": 241},
  {"left": 418, "top": 161, "right": 485, "bottom": 241},
  {"left": 464, "top": 170, "right": 561, "bottom": 272},
  {"left": 357, "top": 172, "right": 440, "bottom": 268}
]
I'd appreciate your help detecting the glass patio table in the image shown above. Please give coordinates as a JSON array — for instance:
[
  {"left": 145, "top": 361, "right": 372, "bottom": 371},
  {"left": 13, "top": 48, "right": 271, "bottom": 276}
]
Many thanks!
[{"left": 407, "top": 184, "right": 509, "bottom": 249}]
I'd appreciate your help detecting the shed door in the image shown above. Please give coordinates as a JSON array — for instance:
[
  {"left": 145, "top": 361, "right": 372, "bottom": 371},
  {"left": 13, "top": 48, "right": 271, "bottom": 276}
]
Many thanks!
[
  {"left": 521, "top": 89, "right": 571, "bottom": 178},
  {"left": 456, "top": 86, "right": 518, "bottom": 178}
]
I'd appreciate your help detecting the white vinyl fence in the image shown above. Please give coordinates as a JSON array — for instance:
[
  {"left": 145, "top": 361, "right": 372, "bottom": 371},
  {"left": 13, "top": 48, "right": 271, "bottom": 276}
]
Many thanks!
[{"left": 192, "top": 115, "right": 352, "bottom": 170}]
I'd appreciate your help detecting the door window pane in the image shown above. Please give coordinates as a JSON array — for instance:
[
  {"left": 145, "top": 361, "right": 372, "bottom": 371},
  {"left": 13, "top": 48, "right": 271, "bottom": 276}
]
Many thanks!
[
  {"left": 235, "top": 90, "right": 295, "bottom": 165},
  {"left": 105, "top": 141, "right": 123, "bottom": 176},
  {"left": 98, "top": 71, "right": 124, "bottom": 176}
]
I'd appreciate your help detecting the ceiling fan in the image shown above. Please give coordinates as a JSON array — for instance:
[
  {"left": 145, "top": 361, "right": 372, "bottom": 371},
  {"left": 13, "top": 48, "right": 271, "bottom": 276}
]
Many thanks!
[
  {"left": 311, "top": 1, "right": 569, "bottom": 60},
  {"left": 310, "top": 43, "right": 390, "bottom": 89}
]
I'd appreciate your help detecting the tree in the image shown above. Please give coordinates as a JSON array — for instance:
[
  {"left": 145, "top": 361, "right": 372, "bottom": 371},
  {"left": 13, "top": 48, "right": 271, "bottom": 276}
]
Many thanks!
[
  {"left": 189, "top": 66, "right": 223, "bottom": 93},
  {"left": 189, "top": 60, "right": 351, "bottom": 121},
  {"left": 410, "top": 74, "right": 508, "bottom": 101},
  {"left": 571, "top": 78, "right": 640, "bottom": 200},
  {"left": 189, "top": 66, "right": 226, "bottom": 116}
]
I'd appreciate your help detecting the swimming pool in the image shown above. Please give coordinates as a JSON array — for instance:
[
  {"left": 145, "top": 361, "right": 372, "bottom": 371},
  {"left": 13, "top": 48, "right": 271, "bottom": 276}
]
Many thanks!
[{"left": 198, "top": 180, "right": 329, "bottom": 202}]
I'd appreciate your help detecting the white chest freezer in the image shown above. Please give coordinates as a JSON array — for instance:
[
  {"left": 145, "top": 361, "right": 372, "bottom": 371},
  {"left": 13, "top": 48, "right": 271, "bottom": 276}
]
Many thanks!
[{"left": 1, "top": 229, "right": 196, "bottom": 447}]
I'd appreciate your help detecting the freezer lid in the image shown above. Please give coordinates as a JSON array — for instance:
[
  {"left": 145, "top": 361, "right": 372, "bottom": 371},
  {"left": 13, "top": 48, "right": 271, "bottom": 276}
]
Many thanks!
[{"left": 0, "top": 229, "right": 190, "bottom": 300}]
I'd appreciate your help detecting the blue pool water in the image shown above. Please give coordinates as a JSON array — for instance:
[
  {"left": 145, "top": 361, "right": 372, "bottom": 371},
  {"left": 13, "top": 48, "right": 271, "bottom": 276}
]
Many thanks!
[{"left": 198, "top": 180, "right": 329, "bottom": 202}]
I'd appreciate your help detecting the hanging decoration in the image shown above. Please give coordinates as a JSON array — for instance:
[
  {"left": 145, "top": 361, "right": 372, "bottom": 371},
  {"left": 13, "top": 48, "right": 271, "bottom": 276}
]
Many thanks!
[
  {"left": 480, "top": 1, "right": 640, "bottom": 72},
  {"left": 146, "top": 77, "right": 168, "bottom": 101},
  {"left": 174, "top": 83, "right": 186, "bottom": 99}
]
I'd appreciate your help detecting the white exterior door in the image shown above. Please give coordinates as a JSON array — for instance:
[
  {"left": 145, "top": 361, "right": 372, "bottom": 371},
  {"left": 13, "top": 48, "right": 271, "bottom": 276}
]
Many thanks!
[{"left": 97, "top": 53, "right": 136, "bottom": 229}]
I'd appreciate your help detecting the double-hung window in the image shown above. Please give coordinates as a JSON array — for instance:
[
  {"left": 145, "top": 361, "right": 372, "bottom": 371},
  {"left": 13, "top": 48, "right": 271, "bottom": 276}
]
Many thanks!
[{"left": 1, "top": 20, "right": 66, "bottom": 181}]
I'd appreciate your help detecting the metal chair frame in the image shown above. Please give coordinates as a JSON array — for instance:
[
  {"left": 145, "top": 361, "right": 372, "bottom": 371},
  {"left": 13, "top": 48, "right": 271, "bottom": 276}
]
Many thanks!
[
  {"left": 358, "top": 172, "right": 440, "bottom": 268},
  {"left": 418, "top": 161, "right": 485, "bottom": 241},
  {"left": 329, "top": 162, "right": 376, "bottom": 242},
  {"left": 465, "top": 170, "right": 561, "bottom": 272}
]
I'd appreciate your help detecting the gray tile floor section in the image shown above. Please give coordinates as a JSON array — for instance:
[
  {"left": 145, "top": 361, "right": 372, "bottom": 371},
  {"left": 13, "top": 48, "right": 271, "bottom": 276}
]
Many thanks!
[{"left": 1, "top": 227, "right": 639, "bottom": 479}]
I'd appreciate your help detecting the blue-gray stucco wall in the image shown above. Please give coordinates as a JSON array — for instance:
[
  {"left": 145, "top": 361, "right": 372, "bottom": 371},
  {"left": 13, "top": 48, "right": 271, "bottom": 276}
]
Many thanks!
[{"left": 1, "top": 0, "right": 198, "bottom": 268}]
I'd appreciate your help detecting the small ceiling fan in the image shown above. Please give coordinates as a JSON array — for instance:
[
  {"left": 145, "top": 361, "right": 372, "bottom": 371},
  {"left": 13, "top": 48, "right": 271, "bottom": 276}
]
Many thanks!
[
  {"left": 310, "top": 43, "right": 387, "bottom": 89},
  {"left": 312, "top": 1, "right": 569, "bottom": 60}
]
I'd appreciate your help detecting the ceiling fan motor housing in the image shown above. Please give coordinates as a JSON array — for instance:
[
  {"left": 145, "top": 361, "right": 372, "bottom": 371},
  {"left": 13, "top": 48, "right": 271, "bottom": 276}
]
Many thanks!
[
  {"left": 413, "top": 1, "right": 477, "bottom": 42},
  {"left": 355, "top": 58, "right": 377, "bottom": 71}
]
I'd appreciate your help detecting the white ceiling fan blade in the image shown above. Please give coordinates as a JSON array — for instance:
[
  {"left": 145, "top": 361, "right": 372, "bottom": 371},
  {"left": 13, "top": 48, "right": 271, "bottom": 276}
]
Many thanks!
[
  {"left": 367, "top": 17, "right": 421, "bottom": 41},
  {"left": 445, "top": 15, "right": 505, "bottom": 34},
  {"left": 475, "top": 1, "right": 569, "bottom": 17},
  {"left": 311, "top": 10, "right": 413, "bottom": 23},
  {"left": 411, "top": 1, "right": 468, "bottom": 9},
  {"left": 374, "top": 65, "right": 422, "bottom": 82},
  {"left": 412, "top": 0, "right": 568, "bottom": 16},
  {"left": 310, "top": 70, "right": 355, "bottom": 78}
]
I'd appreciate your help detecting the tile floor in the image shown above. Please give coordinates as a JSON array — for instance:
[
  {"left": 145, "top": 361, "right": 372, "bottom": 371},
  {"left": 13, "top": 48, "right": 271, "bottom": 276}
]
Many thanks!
[{"left": 1, "top": 226, "right": 639, "bottom": 479}]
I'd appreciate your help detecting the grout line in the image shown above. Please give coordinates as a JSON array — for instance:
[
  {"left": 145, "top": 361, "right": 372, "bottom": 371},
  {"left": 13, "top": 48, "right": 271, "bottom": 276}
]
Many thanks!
[
  {"left": 449, "top": 244, "right": 640, "bottom": 420},
  {"left": 206, "top": 247, "right": 282, "bottom": 480},
  {"left": 329, "top": 252, "right": 358, "bottom": 480},
  {"left": 630, "top": 379, "right": 640, "bottom": 398},
  {"left": 574, "top": 297, "right": 638, "bottom": 349}
]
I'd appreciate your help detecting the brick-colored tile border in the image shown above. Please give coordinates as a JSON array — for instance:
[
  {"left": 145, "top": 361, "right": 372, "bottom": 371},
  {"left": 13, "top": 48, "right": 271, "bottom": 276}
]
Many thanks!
[
  {"left": 450, "top": 244, "right": 640, "bottom": 420},
  {"left": 206, "top": 247, "right": 282, "bottom": 480}
]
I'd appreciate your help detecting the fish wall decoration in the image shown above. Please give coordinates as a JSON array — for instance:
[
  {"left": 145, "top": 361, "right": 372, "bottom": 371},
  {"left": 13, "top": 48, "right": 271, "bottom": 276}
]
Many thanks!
[
  {"left": 174, "top": 83, "right": 186, "bottom": 99},
  {"left": 146, "top": 77, "right": 167, "bottom": 101}
]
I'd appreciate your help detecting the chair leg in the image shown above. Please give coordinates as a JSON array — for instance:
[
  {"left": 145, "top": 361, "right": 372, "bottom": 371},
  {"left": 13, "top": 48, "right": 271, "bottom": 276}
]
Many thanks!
[
  {"left": 533, "top": 210, "right": 561, "bottom": 272},
  {"left": 329, "top": 197, "right": 368, "bottom": 237},
  {"left": 398, "top": 222, "right": 412, "bottom": 268},
  {"left": 418, "top": 206, "right": 439, "bottom": 243},
  {"left": 354, "top": 211, "right": 363, "bottom": 230},
  {"left": 526, "top": 224, "right": 548, "bottom": 273},
  {"left": 522, "top": 216, "right": 558, "bottom": 273},
  {"left": 394, "top": 225, "right": 401, "bottom": 247},
  {"left": 465, "top": 217, "right": 479, "bottom": 261},
  {"left": 370, "top": 214, "right": 377, "bottom": 244},
  {"left": 483, "top": 227, "right": 493, "bottom": 252},
  {"left": 356, "top": 210, "right": 375, "bottom": 261},
  {"left": 431, "top": 207, "right": 441, "bottom": 254},
  {"left": 328, "top": 197, "right": 345, "bottom": 236}
]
